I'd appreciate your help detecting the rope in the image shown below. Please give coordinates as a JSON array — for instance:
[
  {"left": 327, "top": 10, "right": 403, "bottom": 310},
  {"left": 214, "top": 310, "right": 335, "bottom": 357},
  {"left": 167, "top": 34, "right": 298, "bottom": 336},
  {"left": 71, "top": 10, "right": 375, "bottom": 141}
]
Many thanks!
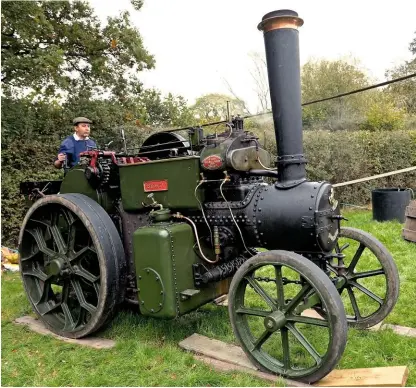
[{"left": 332, "top": 166, "right": 416, "bottom": 188}]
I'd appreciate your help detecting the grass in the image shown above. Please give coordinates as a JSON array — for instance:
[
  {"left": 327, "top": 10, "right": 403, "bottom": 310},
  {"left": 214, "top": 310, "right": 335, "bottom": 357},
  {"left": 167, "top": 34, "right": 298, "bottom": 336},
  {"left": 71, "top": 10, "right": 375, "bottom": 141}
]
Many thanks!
[{"left": 2, "top": 210, "right": 416, "bottom": 386}]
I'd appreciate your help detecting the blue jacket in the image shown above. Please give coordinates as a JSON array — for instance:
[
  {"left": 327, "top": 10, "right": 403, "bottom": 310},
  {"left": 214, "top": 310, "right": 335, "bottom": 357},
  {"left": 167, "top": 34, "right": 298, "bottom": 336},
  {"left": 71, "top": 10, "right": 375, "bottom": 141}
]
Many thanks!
[{"left": 58, "top": 135, "right": 97, "bottom": 168}]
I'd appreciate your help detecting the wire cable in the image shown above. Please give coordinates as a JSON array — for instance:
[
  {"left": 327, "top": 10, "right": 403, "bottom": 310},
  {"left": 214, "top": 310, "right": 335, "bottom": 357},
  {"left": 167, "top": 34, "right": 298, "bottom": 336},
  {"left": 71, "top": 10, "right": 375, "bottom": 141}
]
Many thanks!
[
  {"left": 219, "top": 177, "right": 252, "bottom": 255},
  {"left": 165, "top": 73, "right": 416, "bottom": 131},
  {"left": 194, "top": 180, "right": 213, "bottom": 246}
]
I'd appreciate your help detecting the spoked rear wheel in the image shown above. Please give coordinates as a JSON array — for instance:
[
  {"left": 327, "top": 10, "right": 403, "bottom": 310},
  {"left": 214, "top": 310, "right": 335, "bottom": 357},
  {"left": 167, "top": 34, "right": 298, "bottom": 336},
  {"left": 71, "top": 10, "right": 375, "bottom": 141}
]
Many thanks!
[
  {"left": 19, "top": 194, "right": 126, "bottom": 338},
  {"left": 228, "top": 250, "right": 347, "bottom": 384},
  {"left": 326, "top": 227, "right": 399, "bottom": 329}
]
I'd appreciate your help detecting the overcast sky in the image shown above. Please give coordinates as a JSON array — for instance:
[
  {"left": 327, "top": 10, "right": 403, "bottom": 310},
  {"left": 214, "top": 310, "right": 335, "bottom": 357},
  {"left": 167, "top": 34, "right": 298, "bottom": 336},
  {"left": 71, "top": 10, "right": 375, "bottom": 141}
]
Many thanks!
[{"left": 89, "top": 0, "right": 416, "bottom": 112}]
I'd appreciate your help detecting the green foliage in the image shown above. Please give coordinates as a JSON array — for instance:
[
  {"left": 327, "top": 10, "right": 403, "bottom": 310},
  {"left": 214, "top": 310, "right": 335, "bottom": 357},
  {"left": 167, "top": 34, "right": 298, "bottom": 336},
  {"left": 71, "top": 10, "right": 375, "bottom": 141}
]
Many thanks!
[
  {"left": 0, "top": 93, "right": 193, "bottom": 246},
  {"left": 385, "top": 32, "right": 416, "bottom": 114},
  {"left": 301, "top": 58, "right": 371, "bottom": 130},
  {"left": 1, "top": 1, "right": 154, "bottom": 98},
  {"left": 359, "top": 97, "right": 406, "bottom": 131},
  {"left": 191, "top": 94, "right": 248, "bottom": 123},
  {"left": 263, "top": 130, "right": 416, "bottom": 206}
]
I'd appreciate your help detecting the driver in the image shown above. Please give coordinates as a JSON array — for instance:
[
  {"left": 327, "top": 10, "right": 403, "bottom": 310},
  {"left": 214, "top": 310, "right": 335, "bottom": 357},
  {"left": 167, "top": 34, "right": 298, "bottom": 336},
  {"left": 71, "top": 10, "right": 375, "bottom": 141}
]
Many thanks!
[{"left": 54, "top": 117, "right": 97, "bottom": 170}]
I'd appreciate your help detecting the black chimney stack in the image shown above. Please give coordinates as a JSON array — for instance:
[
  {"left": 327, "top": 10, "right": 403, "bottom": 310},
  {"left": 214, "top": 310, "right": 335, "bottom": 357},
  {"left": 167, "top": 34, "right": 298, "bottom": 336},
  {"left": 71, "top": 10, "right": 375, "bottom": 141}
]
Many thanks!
[{"left": 258, "top": 10, "right": 307, "bottom": 188}]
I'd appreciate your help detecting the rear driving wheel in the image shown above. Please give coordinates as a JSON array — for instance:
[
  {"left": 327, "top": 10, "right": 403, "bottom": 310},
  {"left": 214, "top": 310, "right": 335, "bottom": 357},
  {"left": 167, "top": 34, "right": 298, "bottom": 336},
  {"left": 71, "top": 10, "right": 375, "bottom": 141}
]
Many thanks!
[
  {"left": 19, "top": 194, "right": 126, "bottom": 338},
  {"left": 228, "top": 250, "right": 347, "bottom": 384}
]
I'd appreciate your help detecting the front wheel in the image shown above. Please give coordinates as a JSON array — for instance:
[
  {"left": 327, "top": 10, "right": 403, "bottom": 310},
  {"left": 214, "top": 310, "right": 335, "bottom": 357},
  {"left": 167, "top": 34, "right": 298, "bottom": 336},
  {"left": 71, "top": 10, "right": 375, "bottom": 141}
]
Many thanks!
[{"left": 228, "top": 250, "right": 347, "bottom": 384}]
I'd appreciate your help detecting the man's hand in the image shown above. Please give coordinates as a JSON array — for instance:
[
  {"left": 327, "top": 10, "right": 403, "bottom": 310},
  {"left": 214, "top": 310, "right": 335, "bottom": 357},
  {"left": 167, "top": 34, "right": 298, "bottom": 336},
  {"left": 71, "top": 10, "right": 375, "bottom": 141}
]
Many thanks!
[
  {"left": 57, "top": 153, "right": 66, "bottom": 162},
  {"left": 54, "top": 153, "right": 66, "bottom": 169}
]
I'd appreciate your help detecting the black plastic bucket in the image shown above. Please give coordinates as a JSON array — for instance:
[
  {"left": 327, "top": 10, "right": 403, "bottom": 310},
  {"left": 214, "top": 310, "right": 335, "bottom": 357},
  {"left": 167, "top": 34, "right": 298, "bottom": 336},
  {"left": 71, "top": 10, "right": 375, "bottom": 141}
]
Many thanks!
[{"left": 372, "top": 188, "right": 412, "bottom": 223}]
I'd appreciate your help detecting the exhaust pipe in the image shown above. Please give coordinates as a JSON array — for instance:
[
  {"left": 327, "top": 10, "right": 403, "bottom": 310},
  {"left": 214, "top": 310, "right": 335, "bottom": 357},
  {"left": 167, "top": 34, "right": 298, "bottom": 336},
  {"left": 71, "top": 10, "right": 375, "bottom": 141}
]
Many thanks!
[{"left": 258, "top": 10, "right": 307, "bottom": 188}]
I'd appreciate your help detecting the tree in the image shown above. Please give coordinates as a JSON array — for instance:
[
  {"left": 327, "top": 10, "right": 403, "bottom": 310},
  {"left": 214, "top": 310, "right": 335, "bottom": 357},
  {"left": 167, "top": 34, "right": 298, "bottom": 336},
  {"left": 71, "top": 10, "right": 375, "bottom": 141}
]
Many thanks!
[
  {"left": 135, "top": 90, "right": 194, "bottom": 128},
  {"left": 1, "top": 1, "right": 154, "bottom": 99},
  {"left": 301, "top": 58, "right": 371, "bottom": 129},
  {"left": 248, "top": 52, "right": 270, "bottom": 112},
  {"left": 191, "top": 93, "right": 248, "bottom": 124},
  {"left": 385, "top": 32, "right": 416, "bottom": 114}
]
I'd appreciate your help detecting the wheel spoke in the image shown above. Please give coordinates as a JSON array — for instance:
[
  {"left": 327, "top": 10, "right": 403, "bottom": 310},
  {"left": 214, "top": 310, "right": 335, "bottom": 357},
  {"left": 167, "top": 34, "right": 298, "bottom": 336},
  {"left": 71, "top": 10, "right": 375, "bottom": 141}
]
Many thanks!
[
  {"left": 21, "top": 267, "right": 49, "bottom": 282},
  {"left": 74, "top": 266, "right": 99, "bottom": 283},
  {"left": 353, "top": 269, "right": 385, "bottom": 280},
  {"left": 245, "top": 276, "right": 277, "bottom": 311},
  {"left": 284, "top": 284, "right": 311, "bottom": 314},
  {"left": 287, "top": 315, "right": 329, "bottom": 327},
  {"left": 348, "top": 244, "right": 365, "bottom": 273},
  {"left": 281, "top": 327, "right": 290, "bottom": 369},
  {"left": 61, "top": 208, "right": 77, "bottom": 228},
  {"left": 252, "top": 329, "right": 273, "bottom": 351},
  {"left": 67, "top": 223, "right": 77, "bottom": 254},
  {"left": 236, "top": 307, "right": 270, "bottom": 317},
  {"left": 19, "top": 248, "right": 42, "bottom": 262},
  {"left": 347, "top": 286, "right": 362, "bottom": 319},
  {"left": 71, "top": 278, "right": 97, "bottom": 314},
  {"left": 50, "top": 225, "right": 67, "bottom": 254},
  {"left": 287, "top": 323, "right": 322, "bottom": 365},
  {"left": 61, "top": 302, "right": 76, "bottom": 331},
  {"left": 71, "top": 246, "right": 96, "bottom": 262},
  {"left": 37, "top": 301, "right": 61, "bottom": 316},
  {"left": 93, "top": 282, "right": 100, "bottom": 298},
  {"left": 326, "top": 263, "right": 338, "bottom": 275},
  {"left": 25, "top": 228, "right": 57, "bottom": 258},
  {"left": 35, "top": 280, "right": 52, "bottom": 306},
  {"left": 350, "top": 281, "right": 383, "bottom": 305},
  {"left": 274, "top": 265, "right": 285, "bottom": 307}
]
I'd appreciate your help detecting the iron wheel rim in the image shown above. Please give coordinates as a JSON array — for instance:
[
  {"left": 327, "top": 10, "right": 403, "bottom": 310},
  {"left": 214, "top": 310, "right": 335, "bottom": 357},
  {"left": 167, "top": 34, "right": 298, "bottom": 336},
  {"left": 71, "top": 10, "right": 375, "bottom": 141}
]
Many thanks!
[
  {"left": 231, "top": 259, "right": 339, "bottom": 379},
  {"left": 20, "top": 203, "right": 103, "bottom": 334},
  {"left": 325, "top": 227, "right": 399, "bottom": 328}
]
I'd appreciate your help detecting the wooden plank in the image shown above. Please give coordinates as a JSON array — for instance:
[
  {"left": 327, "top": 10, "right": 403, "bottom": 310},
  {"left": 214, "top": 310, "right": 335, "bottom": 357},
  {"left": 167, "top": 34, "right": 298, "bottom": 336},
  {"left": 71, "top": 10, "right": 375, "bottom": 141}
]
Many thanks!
[
  {"left": 14, "top": 316, "right": 115, "bottom": 349},
  {"left": 193, "top": 355, "right": 308, "bottom": 387},
  {"left": 315, "top": 366, "right": 409, "bottom": 387},
  {"left": 214, "top": 295, "right": 229, "bottom": 307},
  {"left": 301, "top": 308, "right": 324, "bottom": 319},
  {"left": 180, "top": 334, "right": 409, "bottom": 387},
  {"left": 213, "top": 294, "right": 228, "bottom": 306},
  {"left": 382, "top": 324, "right": 416, "bottom": 338},
  {"left": 179, "top": 333, "right": 255, "bottom": 370}
]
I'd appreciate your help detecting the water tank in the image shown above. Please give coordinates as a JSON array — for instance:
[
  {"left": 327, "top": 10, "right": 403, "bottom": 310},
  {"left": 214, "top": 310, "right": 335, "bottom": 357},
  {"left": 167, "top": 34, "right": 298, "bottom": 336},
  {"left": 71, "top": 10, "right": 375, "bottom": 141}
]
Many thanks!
[{"left": 372, "top": 188, "right": 411, "bottom": 223}]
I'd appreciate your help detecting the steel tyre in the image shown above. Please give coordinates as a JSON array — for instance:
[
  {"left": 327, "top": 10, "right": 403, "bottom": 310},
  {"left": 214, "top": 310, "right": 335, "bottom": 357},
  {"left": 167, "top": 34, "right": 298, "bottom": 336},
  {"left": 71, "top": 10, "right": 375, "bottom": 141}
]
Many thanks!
[
  {"left": 327, "top": 227, "right": 399, "bottom": 329},
  {"left": 228, "top": 250, "right": 347, "bottom": 384},
  {"left": 19, "top": 194, "right": 126, "bottom": 338}
]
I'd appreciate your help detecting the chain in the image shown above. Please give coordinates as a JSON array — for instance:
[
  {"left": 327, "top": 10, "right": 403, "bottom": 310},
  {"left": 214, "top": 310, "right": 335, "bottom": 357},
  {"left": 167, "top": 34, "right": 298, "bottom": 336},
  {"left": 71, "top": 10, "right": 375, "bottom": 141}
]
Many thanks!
[{"left": 252, "top": 276, "right": 303, "bottom": 285}]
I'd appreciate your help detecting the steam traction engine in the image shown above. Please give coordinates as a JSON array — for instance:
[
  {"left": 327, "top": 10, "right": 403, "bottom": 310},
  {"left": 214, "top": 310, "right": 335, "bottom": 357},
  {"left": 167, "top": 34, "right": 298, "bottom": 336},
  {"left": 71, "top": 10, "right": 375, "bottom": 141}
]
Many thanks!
[{"left": 19, "top": 10, "right": 399, "bottom": 383}]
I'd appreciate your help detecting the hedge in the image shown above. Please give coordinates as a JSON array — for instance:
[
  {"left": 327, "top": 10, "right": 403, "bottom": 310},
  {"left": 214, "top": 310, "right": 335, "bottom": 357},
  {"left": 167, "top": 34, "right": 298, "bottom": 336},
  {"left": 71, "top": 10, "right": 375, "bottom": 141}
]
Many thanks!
[
  {"left": 2, "top": 128, "right": 415, "bottom": 246},
  {"left": 264, "top": 130, "right": 416, "bottom": 206}
]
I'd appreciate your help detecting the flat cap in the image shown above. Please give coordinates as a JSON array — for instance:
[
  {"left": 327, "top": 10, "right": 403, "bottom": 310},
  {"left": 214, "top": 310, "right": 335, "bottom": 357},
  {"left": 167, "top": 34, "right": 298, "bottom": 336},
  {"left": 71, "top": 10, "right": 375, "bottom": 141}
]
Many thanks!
[{"left": 73, "top": 117, "right": 92, "bottom": 125}]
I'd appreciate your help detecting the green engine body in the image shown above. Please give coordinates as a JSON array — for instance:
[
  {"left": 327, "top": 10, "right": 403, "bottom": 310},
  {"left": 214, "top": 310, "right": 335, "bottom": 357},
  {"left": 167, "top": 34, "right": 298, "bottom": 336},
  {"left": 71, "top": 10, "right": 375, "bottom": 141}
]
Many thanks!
[
  {"left": 119, "top": 156, "right": 202, "bottom": 211},
  {"left": 133, "top": 221, "right": 229, "bottom": 318}
]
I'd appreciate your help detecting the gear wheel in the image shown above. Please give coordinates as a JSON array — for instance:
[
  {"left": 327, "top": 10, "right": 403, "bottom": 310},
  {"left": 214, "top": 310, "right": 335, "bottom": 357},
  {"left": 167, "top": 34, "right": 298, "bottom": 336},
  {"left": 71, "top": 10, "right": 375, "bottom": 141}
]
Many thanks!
[{"left": 99, "top": 157, "right": 111, "bottom": 187}]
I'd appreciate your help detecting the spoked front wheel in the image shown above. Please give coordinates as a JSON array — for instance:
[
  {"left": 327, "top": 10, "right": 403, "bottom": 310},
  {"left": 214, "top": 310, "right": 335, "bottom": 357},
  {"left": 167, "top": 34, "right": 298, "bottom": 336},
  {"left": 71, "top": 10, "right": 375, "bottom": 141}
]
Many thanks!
[
  {"left": 19, "top": 194, "right": 126, "bottom": 338},
  {"left": 228, "top": 250, "right": 347, "bottom": 384}
]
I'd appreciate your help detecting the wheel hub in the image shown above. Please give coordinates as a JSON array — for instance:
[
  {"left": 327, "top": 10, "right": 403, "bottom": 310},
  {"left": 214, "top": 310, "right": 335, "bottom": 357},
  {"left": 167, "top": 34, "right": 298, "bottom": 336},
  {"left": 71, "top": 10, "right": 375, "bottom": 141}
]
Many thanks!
[
  {"left": 45, "top": 258, "right": 66, "bottom": 276},
  {"left": 264, "top": 310, "right": 287, "bottom": 331}
]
